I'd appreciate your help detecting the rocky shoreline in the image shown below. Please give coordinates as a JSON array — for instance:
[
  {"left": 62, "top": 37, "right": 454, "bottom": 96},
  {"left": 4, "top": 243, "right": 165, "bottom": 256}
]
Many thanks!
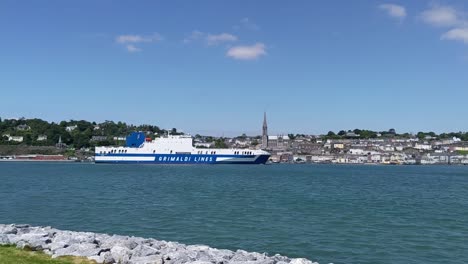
[{"left": 0, "top": 224, "right": 319, "bottom": 264}]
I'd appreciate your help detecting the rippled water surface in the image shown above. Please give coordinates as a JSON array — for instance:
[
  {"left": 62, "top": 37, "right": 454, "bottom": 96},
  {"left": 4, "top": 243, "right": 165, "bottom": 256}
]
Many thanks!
[{"left": 1, "top": 163, "right": 467, "bottom": 264}]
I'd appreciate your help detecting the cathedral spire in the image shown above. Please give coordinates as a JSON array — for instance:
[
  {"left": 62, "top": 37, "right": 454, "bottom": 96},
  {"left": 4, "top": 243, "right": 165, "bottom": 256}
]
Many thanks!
[{"left": 262, "top": 112, "right": 268, "bottom": 149}]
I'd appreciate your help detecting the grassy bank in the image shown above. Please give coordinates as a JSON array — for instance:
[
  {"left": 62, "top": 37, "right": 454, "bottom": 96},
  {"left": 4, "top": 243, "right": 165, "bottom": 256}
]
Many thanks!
[{"left": 0, "top": 245, "right": 96, "bottom": 264}]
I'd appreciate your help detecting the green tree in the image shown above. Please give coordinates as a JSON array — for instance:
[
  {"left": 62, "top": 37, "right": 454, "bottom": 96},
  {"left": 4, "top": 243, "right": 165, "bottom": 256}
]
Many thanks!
[
  {"left": 23, "top": 134, "right": 33, "bottom": 145},
  {"left": 96, "top": 140, "right": 112, "bottom": 146},
  {"left": 461, "top": 133, "right": 468, "bottom": 141},
  {"left": 416, "top": 132, "right": 425, "bottom": 140},
  {"left": 214, "top": 138, "right": 228, "bottom": 148},
  {"left": 359, "top": 130, "right": 377, "bottom": 139}
]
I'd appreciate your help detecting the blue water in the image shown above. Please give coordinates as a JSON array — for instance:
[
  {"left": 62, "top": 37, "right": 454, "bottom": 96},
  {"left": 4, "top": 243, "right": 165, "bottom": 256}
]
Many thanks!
[{"left": 0, "top": 163, "right": 467, "bottom": 264}]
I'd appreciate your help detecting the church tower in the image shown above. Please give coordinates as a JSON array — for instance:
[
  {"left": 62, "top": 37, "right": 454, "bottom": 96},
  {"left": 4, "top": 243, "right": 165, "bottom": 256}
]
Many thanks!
[{"left": 262, "top": 112, "right": 268, "bottom": 149}]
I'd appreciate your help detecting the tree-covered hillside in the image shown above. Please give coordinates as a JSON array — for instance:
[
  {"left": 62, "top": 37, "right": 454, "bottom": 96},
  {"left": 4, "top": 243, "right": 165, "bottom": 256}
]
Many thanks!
[{"left": 0, "top": 117, "right": 181, "bottom": 149}]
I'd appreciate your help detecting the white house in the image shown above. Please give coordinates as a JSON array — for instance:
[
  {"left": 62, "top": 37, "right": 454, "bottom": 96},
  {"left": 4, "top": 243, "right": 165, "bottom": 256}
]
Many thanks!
[
  {"left": 414, "top": 143, "right": 432, "bottom": 150},
  {"left": 378, "top": 145, "right": 395, "bottom": 152},
  {"left": 395, "top": 146, "right": 404, "bottom": 151},
  {"left": 66, "top": 125, "right": 78, "bottom": 132},
  {"left": 3, "top": 134, "right": 23, "bottom": 142},
  {"left": 349, "top": 148, "right": 365, "bottom": 155},
  {"left": 370, "top": 154, "right": 381, "bottom": 162},
  {"left": 16, "top": 124, "right": 30, "bottom": 131},
  {"left": 194, "top": 142, "right": 212, "bottom": 148},
  {"left": 333, "top": 143, "right": 344, "bottom": 149},
  {"left": 37, "top": 135, "right": 47, "bottom": 141},
  {"left": 9, "top": 136, "right": 24, "bottom": 142}
]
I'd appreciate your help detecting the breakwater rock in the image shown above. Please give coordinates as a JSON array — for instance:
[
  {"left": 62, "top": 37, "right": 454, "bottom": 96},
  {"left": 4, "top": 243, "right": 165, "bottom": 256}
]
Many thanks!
[{"left": 0, "top": 224, "right": 319, "bottom": 264}]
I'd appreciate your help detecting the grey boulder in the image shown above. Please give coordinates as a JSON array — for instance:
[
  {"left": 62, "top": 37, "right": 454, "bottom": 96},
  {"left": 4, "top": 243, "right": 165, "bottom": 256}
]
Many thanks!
[
  {"left": 53, "top": 242, "right": 101, "bottom": 258},
  {"left": 0, "top": 224, "right": 17, "bottom": 235},
  {"left": 132, "top": 244, "right": 160, "bottom": 257},
  {"left": 290, "top": 258, "right": 319, "bottom": 264},
  {"left": 53, "top": 231, "right": 96, "bottom": 245},
  {"left": 100, "top": 235, "right": 139, "bottom": 250},
  {"left": 0, "top": 234, "right": 10, "bottom": 245},
  {"left": 111, "top": 245, "right": 132, "bottom": 263},
  {"left": 129, "top": 255, "right": 164, "bottom": 264}
]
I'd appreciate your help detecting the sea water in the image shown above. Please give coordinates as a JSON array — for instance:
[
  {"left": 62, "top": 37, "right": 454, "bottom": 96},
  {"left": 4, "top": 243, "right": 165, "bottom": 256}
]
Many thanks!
[{"left": 0, "top": 162, "right": 467, "bottom": 264}]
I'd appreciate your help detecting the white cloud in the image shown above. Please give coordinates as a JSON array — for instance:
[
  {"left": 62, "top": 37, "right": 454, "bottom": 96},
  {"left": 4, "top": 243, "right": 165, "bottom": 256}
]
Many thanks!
[
  {"left": 116, "top": 33, "right": 163, "bottom": 44},
  {"left": 240, "top": 17, "right": 260, "bottom": 31},
  {"left": 420, "top": 5, "right": 461, "bottom": 27},
  {"left": 226, "top": 43, "right": 266, "bottom": 60},
  {"left": 117, "top": 35, "right": 149, "bottom": 44},
  {"left": 206, "top": 33, "right": 238, "bottom": 45},
  {"left": 183, "top": 30, "right": 204, "bottom": 43},
  {"left": 116, "top": 33, "right": 163, "bottom": 52},
  {"left": 184, "top": 31, "right": 238, "bottom": 45},
  {"left": 126, "top": 45, "right": 141, "bottom": 53},
  {"left": 419, "top": 5, "right": 468, "bottom": 45},
  {"left": 441, "top": 27, "right": 468, "bottom": 44},
  {"left": 379, "top": 4, "right": 407, "bottom": 19}
]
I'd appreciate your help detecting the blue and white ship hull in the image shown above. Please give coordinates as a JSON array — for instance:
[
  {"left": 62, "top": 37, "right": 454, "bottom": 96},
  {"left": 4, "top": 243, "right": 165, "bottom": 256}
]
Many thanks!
[
  {"left": 95, "top": 153, "right": 270, "bottom": 164},
  {"left": 95, "top": 133, "right": 270, "bottom": 165}
]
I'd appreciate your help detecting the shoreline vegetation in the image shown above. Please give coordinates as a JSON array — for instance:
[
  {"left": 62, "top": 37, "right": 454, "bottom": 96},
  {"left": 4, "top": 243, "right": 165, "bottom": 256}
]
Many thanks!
[
  {"left": 0, "top": 245, "right": 96, "bottom": 264},
  {"left": 0, "top": 224, "right": 318, "bottom": 264}
]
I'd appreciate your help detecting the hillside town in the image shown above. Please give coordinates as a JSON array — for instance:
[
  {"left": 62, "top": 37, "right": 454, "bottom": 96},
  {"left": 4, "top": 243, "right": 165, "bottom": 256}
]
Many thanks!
[
  {"left": 223, "top": 133, "right": 468, "bottom": 165},
  {"left": 1, "top": 116, "right": 468, "bottom": 165},
  {"left": 211, "top": 113, "right": 468, "bottom": 165}
]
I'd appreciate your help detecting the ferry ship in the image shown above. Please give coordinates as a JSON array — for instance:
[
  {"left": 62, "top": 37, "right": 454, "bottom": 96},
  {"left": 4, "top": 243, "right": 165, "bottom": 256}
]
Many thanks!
[{"left": 95, "top": 132, "right": 270, "bottom": 164}]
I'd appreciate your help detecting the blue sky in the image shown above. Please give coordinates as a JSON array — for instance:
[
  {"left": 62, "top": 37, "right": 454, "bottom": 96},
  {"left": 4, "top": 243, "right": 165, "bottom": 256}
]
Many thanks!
[{"left": 1, "top": 1, "right": 468, "bottom": 136}]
